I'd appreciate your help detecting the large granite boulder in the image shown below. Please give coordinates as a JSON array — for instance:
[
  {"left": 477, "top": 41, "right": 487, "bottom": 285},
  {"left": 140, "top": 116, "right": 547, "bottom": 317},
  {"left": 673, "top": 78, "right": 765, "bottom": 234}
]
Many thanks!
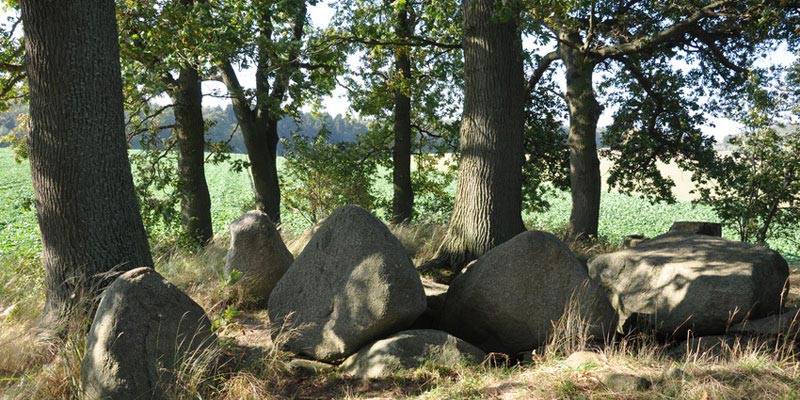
[
  {"left": 439, "top": 230, "right": 617, "bottom": 355},
  {"left": 268, "top": 205, "right": 427, "bottom": 363},
  {"left": 340, "top": 329, "right": 485, "bottom": 379},
  {"left": 82, "top": 268, "right": 216, "bottom": 399},
  {"left": 224, "top": 211, "right": 294, "bottom": 305},
  {"left": 588, "top": 232, "right": 788, "bottom": 338}
]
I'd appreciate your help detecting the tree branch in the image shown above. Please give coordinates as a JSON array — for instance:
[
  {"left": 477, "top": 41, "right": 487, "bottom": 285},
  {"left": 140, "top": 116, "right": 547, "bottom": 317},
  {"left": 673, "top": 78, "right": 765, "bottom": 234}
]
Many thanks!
[
  {"left": 689, "top": 27, "right": 748, "bottom": 74},
  {"left": 219, "top": 61, "right": 255, "bottom": 122},
  {"left": 526, "top": 51, "right": 560, "bottom": 95},
  {"left": 0, "top": 73, "right": 25, "bottom": 100},
  {"left": 268, "top": 2, "right": 308, "bottom": 112},
  {"left": 0, "top": 62, "right": 25, "bottom": 73},
  {"left": 331, "top": 35, "right": 461, "bottom": 50},
  {"left": 592, "top": 0, "right": 734, "bottom": 59}
]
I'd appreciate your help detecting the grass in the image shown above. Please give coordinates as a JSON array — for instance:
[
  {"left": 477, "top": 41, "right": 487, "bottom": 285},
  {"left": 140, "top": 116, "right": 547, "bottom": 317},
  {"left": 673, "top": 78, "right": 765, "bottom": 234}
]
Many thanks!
[
  {"left": 2, "top": 148, "right": 799, "bottom": 262},
  {"left": 3, "top": 226, "right": 800, "bottom": 398},
  {"left": 3, "top": 147, "right": 800, "bottom": 398}
]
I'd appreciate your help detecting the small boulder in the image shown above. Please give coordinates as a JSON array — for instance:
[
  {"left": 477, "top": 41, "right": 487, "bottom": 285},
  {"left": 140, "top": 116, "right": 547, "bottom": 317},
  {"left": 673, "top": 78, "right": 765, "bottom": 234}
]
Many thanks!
[
  {"left": 598, "top": 372, "right": 651, "bottom": 391},
  {"left": 82, "top": 267, "right": 217, "bottom": 400},
  {"left": 669, "top": 221, "right": 722, "bottom": 237},
  {"left": 224, "top": 211, "right": 294, "bottom": 305},
  {"left": 288, "top": 358, "right": 336, "bottom": 375},
  {"left": 588, "top": 232, "right": 788, "bottom": 338},
  {"left": 339, "top": 329, "right": 485, "bottom": 379},
  {"left": 439, "top": 230, "right": 617, "bottom": 355},
  {"left": 728, "top": 307, "right": 800, "bottom": 338},
  {"left": 621, "top": 235, "right": 648, "bottom": 249},
  {"left": 286, "top": 221, "right": 323, "bottom": 257},
  {"left": 268, "top": 205, "right": 426, "bottom": 363}
]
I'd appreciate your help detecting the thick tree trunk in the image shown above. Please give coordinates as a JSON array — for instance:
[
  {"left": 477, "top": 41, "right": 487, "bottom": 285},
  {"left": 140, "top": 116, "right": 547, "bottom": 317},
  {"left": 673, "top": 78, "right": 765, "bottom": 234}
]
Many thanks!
[
  {"left": 429, "top": 0, "right": 526, "bottom": 272},
  {"left": 21, "top": 0, "right": 153, "bottom": 324},
  {"left": 391, "top": 6, "right": 414, "bottom": 224},
  {"left": 171, "top": 67, "right": 213, "bottom": 245},
  {"left": 559, "top": 30, "right": 602, "bottom": 242}
]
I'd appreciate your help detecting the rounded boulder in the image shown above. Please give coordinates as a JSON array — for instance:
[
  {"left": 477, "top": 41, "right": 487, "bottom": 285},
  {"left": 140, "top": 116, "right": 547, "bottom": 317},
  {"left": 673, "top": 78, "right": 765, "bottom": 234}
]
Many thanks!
[
  {"left": 224, "top": 210, "right": 294, "bottom": 305},
  {"left": 81, "top": 267, "right": 217, "bottom": 399},
  {"left": 340, "top": 329, "right": 486, "bottom": 379},
  {"left": 440, "top": 230, "right": 616, "bottom": 355}
]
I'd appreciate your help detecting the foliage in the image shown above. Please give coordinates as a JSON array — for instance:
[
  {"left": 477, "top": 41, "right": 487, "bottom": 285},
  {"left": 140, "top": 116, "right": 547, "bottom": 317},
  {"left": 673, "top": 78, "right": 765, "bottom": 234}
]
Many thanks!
[
  {"left": 601, "top": 55, "right": 718, "bottom": 203},
  {"left": 408, "top": 153, "right": 457, "bottom": 223},
  {"left": 0, "top": 6, "right": 24, "bottom": 110},
  {"left": 128, "top": 126, "right": 183, "bottom": 242},
  {"left": 281, "top": 127, "right": 378, "bottom": 224},
  {"left": 523, "top": 66, "right": 570, "bottom": 213},
  {"left": 328, "top": 0, "right": 463, "bottom": 220},
  {"left": 524, "top": 0, "right": 791, "bottom": 204},
  {"left": 695, "top": 65, "right": 800, "bottom": 244},
  {"left": 0, "top": 107, "right": 27, "bottom": 162}
]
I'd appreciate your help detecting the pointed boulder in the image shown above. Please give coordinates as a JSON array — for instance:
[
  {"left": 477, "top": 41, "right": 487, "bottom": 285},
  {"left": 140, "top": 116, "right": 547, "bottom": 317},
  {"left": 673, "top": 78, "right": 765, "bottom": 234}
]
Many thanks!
[{"left": 268, "top": 205, "right": 426, "bottom": 362}]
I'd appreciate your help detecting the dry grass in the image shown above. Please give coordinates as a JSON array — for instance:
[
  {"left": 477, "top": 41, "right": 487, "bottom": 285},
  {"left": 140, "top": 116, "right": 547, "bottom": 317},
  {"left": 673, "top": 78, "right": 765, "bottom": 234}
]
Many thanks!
[
  {"left": 0, "top": 325, "right": 85, "bottom": 400},
  {"left": 3, "top": 227, "right": 800, "bottom": 399},
  {"left": 389, "top": 223, "right": 449, "bottom": 265}
]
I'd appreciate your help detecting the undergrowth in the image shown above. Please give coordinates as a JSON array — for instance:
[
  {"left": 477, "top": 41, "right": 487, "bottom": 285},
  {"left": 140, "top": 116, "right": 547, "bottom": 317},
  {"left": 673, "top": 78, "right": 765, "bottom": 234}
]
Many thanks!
[{"left": 2, "top": 209, "right": 800, "bottom": 398}]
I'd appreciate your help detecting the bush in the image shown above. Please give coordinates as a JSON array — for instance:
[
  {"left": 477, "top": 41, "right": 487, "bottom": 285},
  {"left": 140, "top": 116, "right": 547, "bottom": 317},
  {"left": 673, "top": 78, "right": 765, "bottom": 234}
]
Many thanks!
[
  {"left": 281, "top": 127, "right": 378, "bottom": 224},
  {"left": 695, "top": 65, "right": 800, "bottom": 245}
]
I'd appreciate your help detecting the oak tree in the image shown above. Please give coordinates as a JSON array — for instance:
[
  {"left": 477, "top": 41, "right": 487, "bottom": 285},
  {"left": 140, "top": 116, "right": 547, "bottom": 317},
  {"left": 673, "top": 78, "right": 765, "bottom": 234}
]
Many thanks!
[{"left": 20, "top": 0, "right": 153, "bottom": 324}]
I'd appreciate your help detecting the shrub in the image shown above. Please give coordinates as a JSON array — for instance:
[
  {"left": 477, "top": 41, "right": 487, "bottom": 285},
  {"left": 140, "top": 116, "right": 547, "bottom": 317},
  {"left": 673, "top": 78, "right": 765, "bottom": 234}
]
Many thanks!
[
  {"left": 281, "top": 127, "right": 378, "bottom": 224},
  {"left": 695, "top": 65, "right": 800, "bottom": 245}
]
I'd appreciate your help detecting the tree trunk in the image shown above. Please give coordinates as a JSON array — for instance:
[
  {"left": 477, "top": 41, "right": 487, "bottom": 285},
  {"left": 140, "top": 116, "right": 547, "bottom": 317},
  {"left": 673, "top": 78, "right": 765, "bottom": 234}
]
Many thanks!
[
  {"left": 757, "top": 197, "right": 780, "bottom": 245},
  {"left": 559, "top": 30, "right": 602, "bottom": 242},
  {"left": 243, "top": 119, "right": 281, "bottom": 223},
  {"left": 428, "top": 0, "right": 526, "bottom": 272},
  {"left": 171, "top": 67, "right": 213, "bottom": 245},
  {"left": 219, "top": 63, "right": 282, "bottom": 224},
  {"left": 21, "top": 0, "right": 153, "bottom": 324},
  {"left": 391, "top": 5, "right": 414, "bottom": 224}
]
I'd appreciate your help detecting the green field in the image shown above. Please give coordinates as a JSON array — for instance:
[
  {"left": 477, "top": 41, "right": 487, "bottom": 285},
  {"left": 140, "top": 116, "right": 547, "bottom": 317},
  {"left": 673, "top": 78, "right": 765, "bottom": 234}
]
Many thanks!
[{"left": 1, "top": 148, "right": 798, "bottom": 263}]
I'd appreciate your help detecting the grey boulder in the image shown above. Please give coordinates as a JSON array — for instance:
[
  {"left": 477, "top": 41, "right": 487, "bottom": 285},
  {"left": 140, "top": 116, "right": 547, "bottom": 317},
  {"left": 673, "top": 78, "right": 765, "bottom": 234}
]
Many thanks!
[
  {"left": 268, "top": 205, "right": 426, "bottom": 363},
  {"left": 669, "top": 221, "right": 722, "bottom": 237},
  {"left": 588, "top": 232, "right": 788, "bottom": 338},
  {"left": 340, "top": 329, "right": 485, "bottom": 379},
  {"left": 82, "top": 267, "right": 216, "bottom": 400},
  {"left": 728, "top": 307, "right": 800, "bottom": 338},
  {"left": 224, "top": 210, "right": 294, "bottom": 305},
  {"left": 440, "top": 230, "right": 617, "bottom": 355}
]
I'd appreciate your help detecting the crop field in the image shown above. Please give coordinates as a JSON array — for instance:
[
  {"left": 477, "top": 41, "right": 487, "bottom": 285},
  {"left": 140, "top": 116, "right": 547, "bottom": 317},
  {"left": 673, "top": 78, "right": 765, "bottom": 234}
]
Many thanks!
[{"left": 1, "top": 148, "right": 798, "bottom": 263}]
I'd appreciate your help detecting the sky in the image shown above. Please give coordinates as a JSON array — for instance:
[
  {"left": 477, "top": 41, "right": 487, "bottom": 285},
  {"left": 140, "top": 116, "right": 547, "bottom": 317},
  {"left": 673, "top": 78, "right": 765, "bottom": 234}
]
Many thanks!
[{"left": 3, "top": 3, "right": 796, "bottom": 140}]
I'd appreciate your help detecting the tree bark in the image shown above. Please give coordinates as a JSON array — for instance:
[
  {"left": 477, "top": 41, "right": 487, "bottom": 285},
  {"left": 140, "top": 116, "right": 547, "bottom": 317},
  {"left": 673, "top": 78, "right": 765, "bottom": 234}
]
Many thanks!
[
  {"left": 219, "top": 62, "right": 282, "bottom": 223},
  {"left": 428, "top": 0, "right": 526, "bottom": 272},
  {"left": 242, "top": 117, "right": 281, "bottom": 223},
  {"left": 559, "top": 29, "right": 602, "bottom": 242},
  {"left": 170, "top": 67, "right": 213, "bottom": 245},
  {"left": 391, "top": 5, "right": 414, "bottom": 224},
  {"left": 20, "top": 0, "right": 153, "bottom": 324}
]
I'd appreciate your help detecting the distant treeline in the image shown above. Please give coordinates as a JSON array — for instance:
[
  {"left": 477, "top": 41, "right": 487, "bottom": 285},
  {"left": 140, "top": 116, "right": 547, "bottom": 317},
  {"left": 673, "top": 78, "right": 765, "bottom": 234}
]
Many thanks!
[
  {"left": 190, "top": 105, "right": 368, "bottom": 154},
  {"left": 0, "top": 103, "right": 368, "bottom": 154}
]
